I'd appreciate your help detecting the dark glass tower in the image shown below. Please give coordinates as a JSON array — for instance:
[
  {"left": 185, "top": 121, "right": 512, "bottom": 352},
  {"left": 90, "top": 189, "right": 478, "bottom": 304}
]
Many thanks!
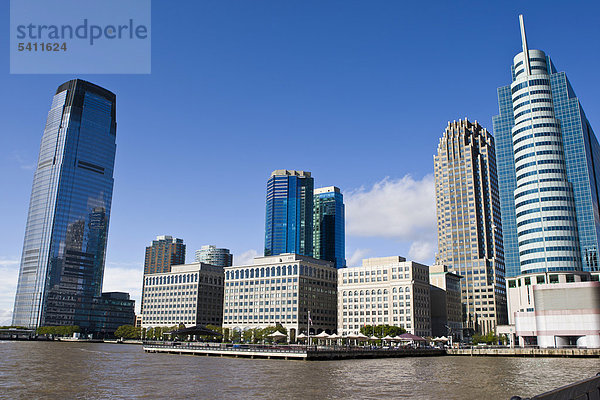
[
  {"left": 313, "top": 186, "right": 346, "bottom": 268},
  {"left": 494, "top": 16, "right": 600, "bottom": 277},
  {"left": 264, "top": 170, "right": 314, "bottom": 257},
  {"left": 12, "top": 79, "right": 117, "bottom": 331}
]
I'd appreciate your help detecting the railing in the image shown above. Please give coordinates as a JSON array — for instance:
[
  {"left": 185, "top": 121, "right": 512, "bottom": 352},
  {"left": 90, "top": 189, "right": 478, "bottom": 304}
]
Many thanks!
[
  {"left": 511, "top": 373, "right": 600, "bottom": 400},
  {"left": 143, "top": 342, "right": 439, "bottom": 354}
]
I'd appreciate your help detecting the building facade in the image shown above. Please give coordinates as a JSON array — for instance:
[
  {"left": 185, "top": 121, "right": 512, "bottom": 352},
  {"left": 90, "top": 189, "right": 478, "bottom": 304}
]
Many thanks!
[
  {"left": 265, "top": 170, "right": 314, "bottom": 257},
  {"left": 493, "top": 16, "right": 600, "bottom": 277},
  {"left": 223, "top": 254, "right": 337, "bottom": 339},
  {"left": 91, "top": 292, "right": 136, "bottom": 336},
  {"left": 313, "top": 186, "right": 346, "bottom": 268},
  {"left": 144, "top": 235, "right": 186, "bottom": 275},
  {"left": 195, "top": 245, "right": 233, "bottom": 267},
  {"left": 141, "top": 263, "right": 224, "bottom": 328},
  {"left": 12, "top": 79, "right": 119, "bottom": 332},
  {"left": 506, "top": 272, "right": 600, "bottom": 348},
  {"left": 338, "top": 256, "right": 432, "bottom": 338},
  {"left": 429, "top": 264, "right": 463, "bottom": 340},
  {"left": 434, "top": 118, "right": 508, "bottom": 333}
]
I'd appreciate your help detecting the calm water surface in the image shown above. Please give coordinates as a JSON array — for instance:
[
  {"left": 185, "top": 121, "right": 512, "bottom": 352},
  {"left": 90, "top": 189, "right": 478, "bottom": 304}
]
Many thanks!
[{"left": 1, "top": 341, "right": 598, "bottom": 399}]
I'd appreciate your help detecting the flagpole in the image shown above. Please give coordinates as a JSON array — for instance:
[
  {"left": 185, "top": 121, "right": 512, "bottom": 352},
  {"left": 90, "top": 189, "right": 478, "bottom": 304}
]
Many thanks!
[{"left": 307, "top": 310, "right": 312, "bottom": 348}]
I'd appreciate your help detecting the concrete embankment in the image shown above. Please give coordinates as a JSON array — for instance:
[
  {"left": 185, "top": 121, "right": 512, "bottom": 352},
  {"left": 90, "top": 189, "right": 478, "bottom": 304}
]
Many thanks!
[{"left": 447, "top": 347, "right": 600, "bottom": 358}]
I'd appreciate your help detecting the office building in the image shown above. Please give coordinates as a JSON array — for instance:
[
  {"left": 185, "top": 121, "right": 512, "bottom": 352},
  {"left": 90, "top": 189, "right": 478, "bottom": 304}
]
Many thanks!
[
  {"left": 223, "top": 254, "right": 337, "bottom": 340},
  {"left": 195, "top": 245, "right": 233, "bottom": 267},
  {"left": 313, "top": 186, "right": 346, "bottom": 268},
  {"left": 12, "top": 79, "right": 124, "bottom": 332},
  {"left": 338, "top": 256, "right": 432, "bottom": 338},
  {"left": 493, "top": 16, "right": 600, "bottom": 348},
  {"left": 434, "top": 118, "right": 508, "bottom": 333},
  {"left": 506, "top": 272, "right": 600, "bottom": 348},
  {"left": 265, "top": 170, "right": 314, "bottom": 257},
  {"left": 141, "top": 262, "right": 224, "bottom": 328},
  {"left": 144, "top": 235, "right": 186, "bottom": 275},
  {"left": 429, "top": 264, "right": 463, "bottom": 340},
  {"left": 494, "top": 16, "right": 600, "bottom": 277},
  {"left": 91, "top": 292, "right": 136, "bottom": 335}
]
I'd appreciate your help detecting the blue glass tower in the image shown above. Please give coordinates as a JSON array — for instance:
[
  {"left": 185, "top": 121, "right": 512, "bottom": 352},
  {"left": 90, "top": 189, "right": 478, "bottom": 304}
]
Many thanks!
[
  {"left": 313, "top": 186, "right": 346, "bottom": 268},
  {"left": 265, "top": 170, "right": 314, "bottom": 257},
  {"left": 494, "top": 16, "right": 600, "bottom": 277},
  {"left": 12, "top": 79, "right": 117, "bottom": 331}
]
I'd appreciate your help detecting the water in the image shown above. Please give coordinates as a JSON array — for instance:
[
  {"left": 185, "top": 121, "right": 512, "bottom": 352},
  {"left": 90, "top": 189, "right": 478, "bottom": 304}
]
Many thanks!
[{"left": 0, "top": 341, "right": 598, "bottom": 399}]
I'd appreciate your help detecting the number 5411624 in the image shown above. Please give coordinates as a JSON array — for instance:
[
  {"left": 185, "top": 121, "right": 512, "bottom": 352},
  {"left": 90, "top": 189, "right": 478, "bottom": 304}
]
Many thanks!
[{"left": 18, "top": 42, "right": 67, "bottom": 52}]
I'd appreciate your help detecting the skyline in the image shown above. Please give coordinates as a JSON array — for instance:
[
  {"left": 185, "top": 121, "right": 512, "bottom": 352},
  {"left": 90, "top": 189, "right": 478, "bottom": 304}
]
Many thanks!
[{"left": 1, "top": 2, "right": 600, "bottom": 323}]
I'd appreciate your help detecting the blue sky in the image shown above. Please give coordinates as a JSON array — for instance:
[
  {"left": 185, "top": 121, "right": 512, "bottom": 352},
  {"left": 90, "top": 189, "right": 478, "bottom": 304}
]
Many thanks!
[{"left": 1, "top": 0, "right": 599, "bottom": 320}]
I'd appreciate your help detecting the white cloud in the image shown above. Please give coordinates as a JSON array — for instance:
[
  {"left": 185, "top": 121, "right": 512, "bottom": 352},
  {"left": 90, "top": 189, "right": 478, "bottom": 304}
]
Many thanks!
[
  {"left": 0, "top": 257, "right": 19, "bottom": 325},
  {"left": 102, "top": 263, "right": 143, "bottom": 314},
  {"left": 347, "top": 248, "right": 371, "bottom": 266},
  {"left": 408, "top": 240, "right": 437, "bottom": 263},
  {"left": 345, "top": 175, "right": 437, "bottom": 263},
  {"left": 236, "top": 249, "right": 260, "bottom": 266},
  {"left": 11, "top": 151, "right": 35, "bottom": 170}
]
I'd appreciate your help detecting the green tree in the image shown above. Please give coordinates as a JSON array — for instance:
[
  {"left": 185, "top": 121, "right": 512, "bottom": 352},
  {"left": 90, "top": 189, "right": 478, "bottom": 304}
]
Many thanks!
[
  {"left": 114, "top": 325, "right": 141, "bottom": 339},
  {"left": 472, "top": 331, "right": 498, "bottom": 345},
  {"left": 360, "top": 324, "right": 406, "bottom": 338}
]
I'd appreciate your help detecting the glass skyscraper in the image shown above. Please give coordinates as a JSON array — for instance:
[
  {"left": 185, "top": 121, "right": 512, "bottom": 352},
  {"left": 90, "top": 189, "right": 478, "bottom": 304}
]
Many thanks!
[
  {"left": 264, "top": 170, "right": 314, "bottom": 257},
  {"left": 313, "top": 186, "right": 346, "bottom": 268},
  {"left": 434, "top": 119, "right": 507, "bottom": 333},
  {"left": 494, "top": 16, "right": 600, "bottom": 277},
  {"left": 195, "top": 245, "right": 233, "bottom": 267},
  {"left": 13, "top": 79, "right": 118, "bottom": 331}
]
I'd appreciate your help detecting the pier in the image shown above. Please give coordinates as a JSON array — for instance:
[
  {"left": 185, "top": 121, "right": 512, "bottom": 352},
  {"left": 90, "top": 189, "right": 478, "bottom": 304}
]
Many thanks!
[
  {"left": 143, "top": 342, "right": 445, "bottom": 360},
  {"left": 447, "top": 347, "right": 600, "bottom": 358}
]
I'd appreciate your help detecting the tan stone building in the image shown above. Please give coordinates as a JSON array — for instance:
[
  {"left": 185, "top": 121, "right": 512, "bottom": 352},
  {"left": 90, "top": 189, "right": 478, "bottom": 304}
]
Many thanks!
[
  {"left": 223, "top": 254, "right": 337, "bottom": 339},
  {"left": 338, "top": 256, "right": 431, "bottom": 337}
]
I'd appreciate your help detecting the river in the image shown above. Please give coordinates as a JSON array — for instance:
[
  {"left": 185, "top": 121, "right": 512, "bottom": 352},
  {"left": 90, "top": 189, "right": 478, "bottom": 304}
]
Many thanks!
[{"left": 0, "top": 341, "right": 598, "bottom": 399}]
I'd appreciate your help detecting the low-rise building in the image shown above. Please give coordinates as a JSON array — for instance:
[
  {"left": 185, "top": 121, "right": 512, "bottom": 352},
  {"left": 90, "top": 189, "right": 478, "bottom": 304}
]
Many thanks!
[
  {"left": 506, "top": 272, "right": 600, "bottom": 348},
  {"left": 141, "top": 263, "right": 224, "bottom": 328},
  {"left": 429, "top": 264, "right": 463, "bottom": 341},
  {"left": 223, "top": 254, "right": 337, "bottom": 339},
  {"left": 338, "top": 256, "right": 431, "bottom": 337}
]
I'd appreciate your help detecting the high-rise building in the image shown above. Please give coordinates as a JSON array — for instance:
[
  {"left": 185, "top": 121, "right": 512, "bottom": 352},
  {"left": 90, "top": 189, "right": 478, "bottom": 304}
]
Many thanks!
[
  {"left": 494, "top": 16, "right": 600, "bottom": 277},
  {"left": 195, "top": 245, "right": 233, "bottom": 267},
  {"left": 264, "top": 170, "right": 314, "bottom": 257},
  {"left": 434, "top": 119, "right": 508, "bottom": 333},
  {"left": 313, "top": 186, "right": 346, "bottom": 268},
  {"left": 144, "top": 235, "right": 186, "bottom": 274},
  {"left": 12, "top": 79, "right": 124, "bottom": 331}
]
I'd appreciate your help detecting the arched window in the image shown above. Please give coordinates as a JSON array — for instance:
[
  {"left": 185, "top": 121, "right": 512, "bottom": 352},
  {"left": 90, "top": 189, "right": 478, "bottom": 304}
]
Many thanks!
[
  {"left": 294, "top": 265, "right": 298, "bottom": 274},
  {"left": 261, "top": 268, "right": 265, "bottom": 277},
  {"left": 250, "top": 269, "right": 254, "bottom": 278},
  {"left": 235, "top": 270, "right": 239, "bottom": 279},
  {"left": 226, "top": 271, "right": 230, "bottom": 280},
  {"left": 281, "top": 266, "right": 286, "bottom": 276},
  {"left": 360, "top": 290, "right": 364, "bottom": 296},
  {"left": 299, "top": 265, "right": 304, "bottom": 275},
  {"left": 371, "top": 290, "right": 376, "bottom": 295},
  {"left": 244, "top": 269, "right": 249, "bottom": 279},
  {"left": 266, "top": 268, "right": 270, "bottom": 277},
  {"left": 383, "top": 289, "right": 388, "bottom": 294},
  {"left": 255, "top": 268, "right": 259, "bottom": 278},
  {"left": 377, "top": 289, "right": 382, "bottom": 295},
  {"left": 271, "top": 266, "right": 276, "bottom": 276},
  {"left": 277, "top": 266, "right": 281, "bottom": 276},
  {"left": 195, "top": 274, "right": 198, "bottom": 282},
  {"left": 405, "top": 287, "right": 410, "bottom": 293},
  {"left": 354, "top": 290, "right": 358, "bottom": 296},
  {"left": 343, "top": 291, "right": 347, "bottom": 296}
]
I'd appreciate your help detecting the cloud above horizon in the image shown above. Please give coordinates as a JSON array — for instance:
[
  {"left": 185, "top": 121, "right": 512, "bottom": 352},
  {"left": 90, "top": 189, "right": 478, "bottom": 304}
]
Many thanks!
[{"left": 345, "top": 175, "right": 437, "bottom": 263}]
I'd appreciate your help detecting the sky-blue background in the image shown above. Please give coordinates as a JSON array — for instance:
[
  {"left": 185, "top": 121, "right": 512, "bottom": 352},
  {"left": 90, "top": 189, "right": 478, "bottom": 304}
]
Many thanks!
[{"left": 1, "top": 0, "right": 599, "bottom": 320}]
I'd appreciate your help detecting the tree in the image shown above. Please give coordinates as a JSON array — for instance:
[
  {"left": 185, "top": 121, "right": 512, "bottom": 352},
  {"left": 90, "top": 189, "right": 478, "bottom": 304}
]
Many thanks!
[
  {"left": 114, "top": 325, "right": 141, "bottom": 339},
  {"left": 360, "top": 324, "right": 406, "bottom": 338},
  {"left": 36, "top": 325, "right": 80, "bottom": 337},
  {"left": 472, "top": 331, "right": 498, "bottom": 345}
]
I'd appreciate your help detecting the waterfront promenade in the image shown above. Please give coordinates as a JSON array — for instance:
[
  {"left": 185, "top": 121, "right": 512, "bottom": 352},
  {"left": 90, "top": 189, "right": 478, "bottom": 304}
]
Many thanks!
[
  {"left": 448, "top": 347, "right": 600, "bottom": 358},
  {"left": 143, "top": 342, "right": 445, "bottom": 360}
]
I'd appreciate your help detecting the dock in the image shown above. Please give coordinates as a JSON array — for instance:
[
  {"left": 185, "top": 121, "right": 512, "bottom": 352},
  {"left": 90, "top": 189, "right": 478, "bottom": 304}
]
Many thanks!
[
  {"left": 447, "top": 347, "right": 600, "bottom": 358},
  {"left": 143, "top": 343, "right": 445, "bottom": 361}
]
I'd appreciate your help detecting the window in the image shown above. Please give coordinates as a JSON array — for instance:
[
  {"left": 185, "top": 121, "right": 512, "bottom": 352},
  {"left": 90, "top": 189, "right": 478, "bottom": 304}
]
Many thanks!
[{"left": 536, "top": 276, "right": 545, "bottom": 284}]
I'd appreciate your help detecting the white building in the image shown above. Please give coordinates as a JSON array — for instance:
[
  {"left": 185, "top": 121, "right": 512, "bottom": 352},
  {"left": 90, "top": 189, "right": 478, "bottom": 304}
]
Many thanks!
[
  {"left": 223, "top": 254, "right": 337, "bottom": 340},
  {"left": 141, "top": 262, "right": 224, "bottom": 328},
  {"left": 338, "top": 256, "right": 431, "bottom": 337},
  {"left": 506, "top": 272, "right": 600, "bottom": 348}
]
